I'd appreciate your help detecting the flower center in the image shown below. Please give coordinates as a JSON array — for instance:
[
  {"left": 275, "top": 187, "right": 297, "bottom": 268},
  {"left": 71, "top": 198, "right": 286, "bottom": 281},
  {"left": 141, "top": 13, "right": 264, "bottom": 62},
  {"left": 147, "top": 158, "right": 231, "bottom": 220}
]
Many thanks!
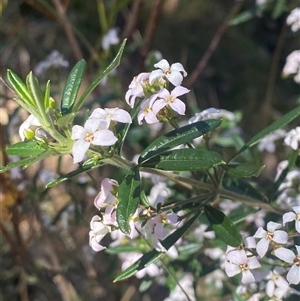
[
  {"left": 239, "top": 263, "right": 248, "bottom": 272},
  {"left": 166, "top": 95, "right": 175, "bottom": 103},
  {"left": 266, "top": 231, "right": 274, "bottom": 240},
  {"left": 143, "top": 107, "right": 151, "bottom": 114},
  {"left": 85, "top": 132, "right": 94, "bottom": 142},
  {"left": 294, "top": 255, "right": 300, "bottom": 267},
  {"left": 296, "top": 213, "right": 300, "bottom": 221}
]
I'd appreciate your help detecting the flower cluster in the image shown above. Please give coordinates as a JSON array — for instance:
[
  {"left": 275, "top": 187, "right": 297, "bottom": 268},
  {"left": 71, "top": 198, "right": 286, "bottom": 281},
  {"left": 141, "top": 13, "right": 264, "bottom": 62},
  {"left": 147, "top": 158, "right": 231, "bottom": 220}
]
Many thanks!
[
  {"left": 89, "top": 177, "right": 179, "bottom": 252},
  {"left": 223, "top": 210, "right": 300, "bottom": 300},
  {"left": 125, "top": 59, "right": 189, "bottom": 124},
  {"left": 71, "top": 107, "right": 132, "bottom": 163}
]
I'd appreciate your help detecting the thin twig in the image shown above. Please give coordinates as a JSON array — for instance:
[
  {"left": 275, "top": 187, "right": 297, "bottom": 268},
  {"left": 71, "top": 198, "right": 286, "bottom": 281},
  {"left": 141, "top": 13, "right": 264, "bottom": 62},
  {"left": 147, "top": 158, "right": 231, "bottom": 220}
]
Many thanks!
[
  {"left": 122, "top": 0, "right": 143, "bottom": 39},
  {"left": 185, "top": 1, "right": 243, "bottom": 88},
  {"left": 139, "top": 0, "right": 164, "bottom": 70},
  {"left": 52, "top": 0, "right": 83, "bottom": 61}
]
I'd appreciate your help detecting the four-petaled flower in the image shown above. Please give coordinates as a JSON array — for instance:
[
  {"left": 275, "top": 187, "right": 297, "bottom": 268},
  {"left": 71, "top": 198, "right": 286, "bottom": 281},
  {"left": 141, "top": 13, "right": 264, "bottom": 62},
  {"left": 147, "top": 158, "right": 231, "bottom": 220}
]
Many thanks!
[
  {"left": 253, "top": 221, "right": 288, "bottom": 258},
  {"left": 19, "top": 114, "right": 41, "bottom": 140},
  {"left": 89, "top": 215, "right": 111, "bottom": 252},
  {"left": 149, "top": 59, "right": 187, "bottom": 86},
  {"left": 274, "top": 245, "right": 300, "bottom": 285},
  {"left": 224, "top": 250, "right": 261, "bottom": 284},
  {"left": 102, "top": 27, "right": 119, "bottom": 50},
  {"left": 71, "top": 118, "right": 117, "bottom": 163},
  {"left": 152, "top": 86, "right": 189, "bottom": 116},
  {"left": 137, "top": 96, "right": 159, "bottom": 125}
]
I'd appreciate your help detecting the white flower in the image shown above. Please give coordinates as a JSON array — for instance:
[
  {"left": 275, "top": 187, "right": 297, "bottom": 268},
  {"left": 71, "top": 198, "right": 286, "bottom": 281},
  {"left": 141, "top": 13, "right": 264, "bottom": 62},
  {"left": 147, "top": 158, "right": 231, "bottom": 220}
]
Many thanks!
[
  {"left": 89, "top": 215, "right": 111, "bottom": 251},
  {"left": 137, "top": 95, "right": 159, "bottom": 125},
  {"left": 188, "top": 108, "right": 220, "bottom": 124},
  {"left": 90, "top": 107, "right": 132, "bottom": 124},
  {"left": 194, "top": 224, "right": 215, "bottom": 242},
  {"left": 152, "top": 86, "right": 189, "bottom": 116},
  {"left": 253, "top": 221, "right": 288, "bottom": 258},
  {"left": 149, "top": 59, "right": 187, "bottom": 86},
  {"left": 283, "top": 206, "right": 300, "bottom": 233},
  {"left": 282, "top": 50, "right": 300, "bottom": 84},
  {"left": 34, "top": 50, "right": 69, "bottom": 76},
  {"left": 125, "top": 72, "right": 150, "bottom": 108},
  {"left": 265, "top": 267, "right": 289, "bottom": 298},
  {"left": 19, "top": 114, "right": 41, "bottom": 140},
  {"left": 94, "top": 178, "right": 118, "bottom": 209},
  {"left": 287, "top": 8, "right": 300, "bottom": 32},
  {"left": 71, "top": 118, "right": 117, "bottom": 163},
  {"left": 274, "top": 246, "right": 300, "bottom": 285},
  {"left": 284, "top": 127, "right": 300, "bottom": 150},
  {"left": 101, "top": 28, "right": 119, "bottom": 50},
  {"left": 258, "top": 129, "right": 286, "bottom": 153},
  {"left": 224, "top": 250, "right": 261, "bottom": 284}
]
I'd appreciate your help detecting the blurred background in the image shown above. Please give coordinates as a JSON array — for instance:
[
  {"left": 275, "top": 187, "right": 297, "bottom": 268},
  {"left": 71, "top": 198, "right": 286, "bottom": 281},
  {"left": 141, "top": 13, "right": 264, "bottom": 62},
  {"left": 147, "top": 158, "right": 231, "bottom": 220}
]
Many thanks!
[{"left": 0, "top": 0, "right": 299, "bottom": 300}]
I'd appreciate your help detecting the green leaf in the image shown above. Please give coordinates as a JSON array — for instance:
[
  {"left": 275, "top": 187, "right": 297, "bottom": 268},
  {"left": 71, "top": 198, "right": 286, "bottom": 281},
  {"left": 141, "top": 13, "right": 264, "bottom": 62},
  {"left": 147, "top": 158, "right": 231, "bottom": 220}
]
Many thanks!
[
  {"left": 7, "top": 70, "right": 34, "bottom": 105},
  {"left": 26, "top": 72, "right": 45, "bottom": 113},
  {"left": 229, "top": 10, "right": 255, "bottom": 26},
  {"left": 272, "top": 0, "right": 286, "bottom": 19},
  {"left": 116, "top": 168, "right": 141, "bottom": 235},
  {"left": 6, "top": 141, "right": 47, "bottom": 156},
  {"left": 205, "top": 205, "right": 242, "bottom": 247},
  {"left": 74, "top": 39, "right": 127, "bottom": 112},
  {"left": 234, "top": 106, "right": 300, "bottom": 159},
  {"left": 46, "top": 161, "right": 104, "bottom": 188},
  {"left": 114, "top": 213, "right": 200, "bottom": 282},
  {"left": 55, "top": 112, "right": 77, "bottom": 127},
  {"left": 0, "top": 150, "right": 54, "bottom": 173},
  {"left": 44, "top": 80, "right": 51, "bottom": 112},
  {"left": 139, "top": 119, "right": 222, "bottom": 163},
  {"left": 224, "top": 163, "right": 265, "bottom": 177},
  {"left": 106, "top": 244, "right": 146, "bottom": 255},
  {"left": 61, "top": 59, "right": 86, "bottom": 114},
  {"left": 222, "top": 174, "right": 268, "bottom": 203},
  {"left": 141, "top": 149, "right": 224, "bottom": 171}
]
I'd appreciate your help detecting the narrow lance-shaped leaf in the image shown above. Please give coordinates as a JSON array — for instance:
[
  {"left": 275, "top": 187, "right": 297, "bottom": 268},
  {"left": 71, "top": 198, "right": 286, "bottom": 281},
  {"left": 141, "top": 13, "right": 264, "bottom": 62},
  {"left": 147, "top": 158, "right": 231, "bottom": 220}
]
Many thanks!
[
  {"left": 74, "top": 39, "right": 127, "bottom": 112},
  {"left": 233, "top": 105, "right": 300, "bottom": 160},
  {"left": 139, "top": 119, "right": 222, "bottom": 163},
  {"left": 114, "top": 212, "right": 200, "bottom": 282},
  {"left": 116, "top": 168, "right": 140, "bottom": 234},
  {"left": 205, "top": 205, "right": 242, "bottom": 247},
  {"left": 61, "top": 59, "right": 86, "bottom": 114},
  {"left": 141, "top": 149, "right": 224, "bottom": 171},
  {"left": 7, "top": 70, "right": 35, "bottom": 105},
  {"left": 6, "top": 141, "right": 47, "bottom": 157},
  {"left": 26, "top": 72, "right": 45, "bottom": 114},
  {"left": 44, "top": 80, "right": 51, "bottom": 113}
]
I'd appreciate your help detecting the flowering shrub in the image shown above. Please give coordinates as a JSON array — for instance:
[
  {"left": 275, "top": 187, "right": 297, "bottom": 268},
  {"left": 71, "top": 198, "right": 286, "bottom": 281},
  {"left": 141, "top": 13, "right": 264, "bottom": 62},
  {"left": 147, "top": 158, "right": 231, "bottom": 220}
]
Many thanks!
[{"left": 1, "top": 1, "right": 300, "bottom": 301}]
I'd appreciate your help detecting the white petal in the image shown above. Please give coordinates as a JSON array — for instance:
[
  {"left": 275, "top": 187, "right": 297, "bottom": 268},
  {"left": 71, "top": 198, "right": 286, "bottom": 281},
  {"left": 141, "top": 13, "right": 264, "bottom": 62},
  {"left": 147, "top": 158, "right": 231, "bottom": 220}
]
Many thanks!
[
  {"left": 90, "top": 108, "right": 106, "bottom": 119},
  {"left": 166, "top": 72, "right": 183, "bottom": 86},
  {"left": 170, "top": 62, "right": 187, "bottom": 76},
  {"left": 71, "top": 125, "right": 86, "bottom": 140},
  {"left": 256, "top": 238, "right": 269, "bottom": 258},
  {"left": 296, "top": 221, "right": 300, "bottom": 234},
  {"left": 247, "top": 256, "right": 261, "bottom": 269},
  {"left": 171, "top": 86, "right": 190, "bottom": 98},
  {"left": 227, "top": 249, "right": 247, "bottom": 264},
  {"left": 224, "top": 261, "right": 241, "bottom": 277},
  {"left": 274, "top": 247, "right": 295, "bottom": 263},
  {"left": 253, "top": 227, "right": 266, "bottom": 238},
  {"left": 154, "top": 59, "right": 169, "bottom": 71},
  {"left": 283, "top": 212, "right": 296, "bottom": 225},
  {"left": 273, "top": 230, "right": 288, "bottom": 244},
  {"left": 170, "top": 99, "right": 186, "bottom": 115},
  {"left": 267, "top": 221, "right": 282, "bottom": 232},
  {"left": 293, "top": 206, "right": 300, "bottom": 214},
  {"left": 149, "top": 69, "right": 164, "bottom": 84},
  {"left": 84, "top": 118, "right": 101, "bottom": 133},
  {"left": 72, "top": 139, "right": 90, "bottom": 163},
  {"left": 111, "top": 108, "right": 132, "bottom": 123},
  {"left": 92, "top": 129, "right": 117, "bottom": 146},
  {"left": 286, "top": 265, "right": 300, "bottom": 285},
  {"left": 241, "top": 270, "right": 255, "bottom": 284}
]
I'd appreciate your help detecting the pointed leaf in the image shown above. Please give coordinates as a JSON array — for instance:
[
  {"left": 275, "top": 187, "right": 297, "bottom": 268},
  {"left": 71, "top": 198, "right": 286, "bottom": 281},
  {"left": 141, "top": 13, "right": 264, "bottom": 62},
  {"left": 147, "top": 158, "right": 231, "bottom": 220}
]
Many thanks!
[
  {"left": 0, "top": 150, "right": 54, "bottom": 173},
  {"left": 46, "top": 161, "right": 104, "bottom": 188},
  {"left": 7, "top": 70, "right": 34, "bottom": 105},
  {"left": 74, "top": 39, "right": 127, "bottom": 112},
  {"left": 116, "top": 168, "right": 141, "bottom": 234},
  {"left": 44, "top": 80, "right": 51, "bottom": 111},
  {"left": 27, "top": 72, "right": 45, "bottom": 113},
  {"left": 224, "top": 163, "right": 265, "bottom": 177},
  {"left": 141, "top": 149, "right": 224, "bottom": 171},
  {"left": 114, "top": 213, "right": 200, "bottom": 282},
  {"left": 205, "top": 205, "right": 242, "bottom": 247},
  {"left": 235, "top": 106, "right": 300, "bottom": 158},
  {"left": 6, "top": 141, "right": 47, "bottom": 156},
  {"left": 61, "top": 59, "right": 86, "bottom": 114},
  {"left": 139, "top": 119, "right": 222, "bottom": 163}
]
